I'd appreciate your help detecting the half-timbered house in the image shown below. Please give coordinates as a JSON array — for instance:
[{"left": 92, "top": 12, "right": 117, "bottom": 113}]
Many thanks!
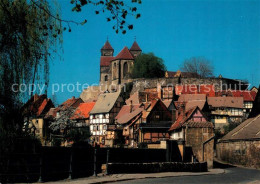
[{"left": 89, "top": 91, "right": 124, "bottom": 146}]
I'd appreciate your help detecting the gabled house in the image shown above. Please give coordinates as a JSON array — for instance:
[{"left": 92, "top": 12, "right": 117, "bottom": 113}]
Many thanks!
[
  {"left": 217, "top": 113, "right": 260, "bottom": 168},
  {"left": 216, "top": 90, "right": 257, "bottom": 118},
  {"left": 208, "top": 97, "right": 244, "bottom": 129},
  {"left": 89, "top": 91, "right": 124, "bottom": 146},
  {"left": 217, "top": 88, "right": 260, "bottom": 168},
  {"left": 175, "top": 94, "right": 210, "bottom": 119},
  {"left": 45, "top": 96, "right": 83, "bottom": 146},
  {"left": 115, "top": 103, "right": 144, "bottom": 147},
  {"left": 70, "top": 102, "right": 96, "bottom": 127},
  {"left": 169, "top": 106, "right": 214, "bottom": 168},
  {"left": 111, "top": 97, "right": 172, "bottom": 148},
  {"left": 138, "top": 99, "right": 172, "bottom": 145},
  {"left": 22, "top": 94, "right": 54, "bottom": 144}
]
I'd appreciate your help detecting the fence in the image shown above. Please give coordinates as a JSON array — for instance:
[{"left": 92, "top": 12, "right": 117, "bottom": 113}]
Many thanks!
[{"left": 0, "top": 146, "right": 172, "bottom": 183}]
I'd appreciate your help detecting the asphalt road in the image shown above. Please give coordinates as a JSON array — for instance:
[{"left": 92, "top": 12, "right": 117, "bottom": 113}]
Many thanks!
[{"left": 111, "top": 167, "right": 260, "bottom": 184}]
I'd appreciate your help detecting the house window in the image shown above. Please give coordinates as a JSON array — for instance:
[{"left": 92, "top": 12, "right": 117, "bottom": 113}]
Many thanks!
[
  {"left": 104, "top": 75, "right": 108, "bottom": 81},
  {"left": 103, "top": 125, "right": 107, "bottom": 130},
  {"left": 123, "top": 62, "right": 128, "bottom": 78},
  {"left": 93, "top": 126, "right": 97, "bottom": 131}
]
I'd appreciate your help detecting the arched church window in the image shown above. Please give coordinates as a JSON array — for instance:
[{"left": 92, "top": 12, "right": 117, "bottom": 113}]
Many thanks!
[{"left": 123, "top": 62, "right": 128, "bottom": 78}]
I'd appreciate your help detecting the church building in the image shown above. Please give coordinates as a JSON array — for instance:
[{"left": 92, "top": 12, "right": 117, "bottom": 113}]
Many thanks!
[{"left": 100, "top": 40, "right": 142, "bottom": 85}]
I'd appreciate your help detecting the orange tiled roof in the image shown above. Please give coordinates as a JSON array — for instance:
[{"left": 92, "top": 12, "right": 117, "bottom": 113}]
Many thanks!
[{"left": 70, "top": 102, "right": 96, "bottom": 120}]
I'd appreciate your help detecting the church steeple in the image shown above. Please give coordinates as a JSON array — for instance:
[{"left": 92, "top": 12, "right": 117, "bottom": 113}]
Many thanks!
[
  {"left": 101, "top": 40, "right": 114, "bottom": 56},
  {"left": 130, "top": 40, "right": 142, "bottom": 58}
]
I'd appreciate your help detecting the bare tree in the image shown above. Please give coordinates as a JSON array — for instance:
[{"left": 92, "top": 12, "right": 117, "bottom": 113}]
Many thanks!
[{"left": 180, "top": 57, "right": 214, "bottom": 78}]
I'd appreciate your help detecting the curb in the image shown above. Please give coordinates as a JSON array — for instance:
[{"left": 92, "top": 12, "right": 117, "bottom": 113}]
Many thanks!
[
  {"left": 43, "top": 169, "right": 225, "bottom": 184},
  {"left": 83, "top": 169, "right": 226, "bottom": 184}
]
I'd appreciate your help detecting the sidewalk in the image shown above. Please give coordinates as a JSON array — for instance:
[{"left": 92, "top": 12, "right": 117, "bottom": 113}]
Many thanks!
[{"left": 45, "top": 169, "right": 225, "bottom": 184}]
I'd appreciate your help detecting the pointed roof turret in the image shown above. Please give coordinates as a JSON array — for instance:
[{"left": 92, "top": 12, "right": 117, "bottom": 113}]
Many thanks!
[
  {"left": 101, "top": 40, "right": 113, "bottom": 50},
  {"left": 130, "top": 41, "right": 141, "bottom": 51},
  {"left": 115, "top": 47, "right": 134, "bottom": 60}
]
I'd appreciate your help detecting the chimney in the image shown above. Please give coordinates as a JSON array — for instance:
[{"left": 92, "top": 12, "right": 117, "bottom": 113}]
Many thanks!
[
  {"left": 130, "top": 100, "right": 133, "bottom": 113},
  {"left": 34, "top": 94, "right": 39, "bottom": 102},
  {"left": 157, "top": 83, "right": 162, "bottom": 99},
  {"left": 176, "top": 102, "right": 185, "bottom": 120},
  {"left": 145, "top": 93, "right": 148, "bottom": 103}
]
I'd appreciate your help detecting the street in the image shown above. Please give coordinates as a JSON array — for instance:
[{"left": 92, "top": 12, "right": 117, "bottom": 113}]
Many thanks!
[{"left": 111, "top": 167, "right": 260, "bottom": 184}]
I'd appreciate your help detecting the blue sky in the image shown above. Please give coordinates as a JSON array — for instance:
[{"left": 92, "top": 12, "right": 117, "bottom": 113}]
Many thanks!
[{"left": 47, "top": 0, "right": 260, "bottom": 104}]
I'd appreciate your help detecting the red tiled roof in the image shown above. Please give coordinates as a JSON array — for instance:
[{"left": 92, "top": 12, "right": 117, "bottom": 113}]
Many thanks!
[
  {"left": 184, "top": 121, "right": 214, "bottom": 128},
  {"left": 126, "top": 92, "right": 140, "bottom": 105},
  {"left": 44, "top": 108, "right": 59, "bottom": 119},
  {"left": 60, "top": 97, "right": 83, "bottom": 110},
  {"left": 169, "top": 107, "right": 197, "bottom": 131},
  {"left": 115, "top": 104, "right": 141, "bottom": 120},
  {"left": 178, "top": 94, "right": 206, "bottom": 102},
  {"left": 215, "top": 90, "right": 256, "bottom": 102},
  {"left": 116, "top": 107, "right": 143, "bottom": 124},
  {"left": 185, "top": 101, "right": 206, "bottom": 111},
  {"left": 101, "top": 40, "right": 113, "bottom": 50},
  {"left": 22, "top": 94, "right": 54, "bottom": 117},
  {"left": 175, "top": 85, "right": 198, "bottom": 95},
  {"left": 70, "top": 102, "right": 96, "bottom": 120},
  {"left": 231, "top": 91, "right": 256, "bottom": 102},
  {"left": 37, "top": 99, "right": 54, "bottom": 117},
  {"left": 115, "top": 47, "right": 134, "bottom": 60},
  {"left": 169, "top": 106, "right": 212, "bottom": 131},
  {"left": 207, "top": 97, "right": 243, "bottom": 108},
  {"left": 175, "top": 85, "right": 215, "bottom": 96},
  {"left": 130, "top": 41, "right": 141, "bottom": 51},
  {"left": 198, "top": 85, "right": 215, "bottom": 97},
  {"left": 100, "top": 56, "right": 115, "bottom": 67}
]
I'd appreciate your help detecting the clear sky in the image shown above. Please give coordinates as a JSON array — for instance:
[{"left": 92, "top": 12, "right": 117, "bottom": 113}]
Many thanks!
[{"left": 47, "top": 0, "right": 260, "bottom": 104}]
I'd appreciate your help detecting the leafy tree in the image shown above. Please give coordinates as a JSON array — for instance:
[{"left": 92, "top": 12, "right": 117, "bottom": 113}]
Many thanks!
[
  {"left": 180, "top": 57, "right": 214, "bottom": 78},
  {"left": 0, "top": 0, "right": 62, "bottom": 146},
  {"left": 65, "top": 127, "right": 90, "bottom": 143},
  {"left": 131, "top": 53, "right": 166, "bottom": 79},
  {"left": 69, "top": 0, "right": 142, "bottom": 34}
]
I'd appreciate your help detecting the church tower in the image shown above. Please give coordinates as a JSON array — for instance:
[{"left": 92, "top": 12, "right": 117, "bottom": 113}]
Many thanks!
[
  {"left": 130, "top": 41, "right": 142, "bottom": 58},
  {"left": 101, "top": 40, "right": 114, "bottom": 56}
]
